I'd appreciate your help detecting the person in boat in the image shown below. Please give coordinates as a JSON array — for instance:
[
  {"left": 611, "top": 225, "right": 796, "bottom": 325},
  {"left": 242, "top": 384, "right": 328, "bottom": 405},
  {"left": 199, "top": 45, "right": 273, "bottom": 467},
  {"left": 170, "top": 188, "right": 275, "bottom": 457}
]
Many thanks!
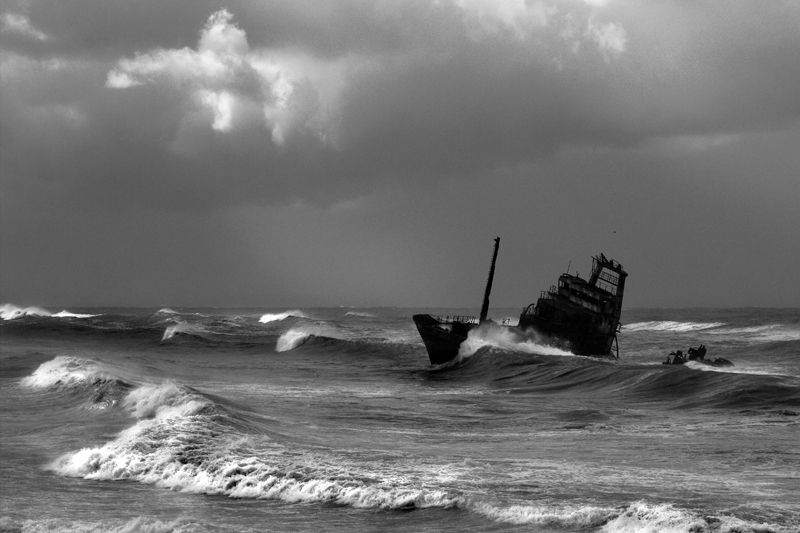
[
  {"left": 664, "top": 350, "right": 685, "bottom": 365},
  {"left": 687, "top": 344, "right": 707, "bottom": 362}
]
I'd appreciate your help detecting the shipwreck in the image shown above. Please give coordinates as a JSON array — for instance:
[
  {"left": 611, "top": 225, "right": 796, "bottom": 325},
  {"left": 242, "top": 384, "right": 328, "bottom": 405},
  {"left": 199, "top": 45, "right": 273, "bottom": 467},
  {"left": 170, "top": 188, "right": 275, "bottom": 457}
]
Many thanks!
[{"left": 412, "top": 237, "right": 628, "bottom": 365}]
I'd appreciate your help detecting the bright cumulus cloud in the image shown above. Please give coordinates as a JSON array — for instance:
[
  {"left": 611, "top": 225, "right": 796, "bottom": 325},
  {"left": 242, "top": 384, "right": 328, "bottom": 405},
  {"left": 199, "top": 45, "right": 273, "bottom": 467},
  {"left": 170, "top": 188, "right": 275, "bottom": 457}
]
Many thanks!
[
  {"left": 104, "top": 6, "right": 630, "bottom": 147},
  {"left": 105, "top": 10, "right": 335, "bottom": 145}
]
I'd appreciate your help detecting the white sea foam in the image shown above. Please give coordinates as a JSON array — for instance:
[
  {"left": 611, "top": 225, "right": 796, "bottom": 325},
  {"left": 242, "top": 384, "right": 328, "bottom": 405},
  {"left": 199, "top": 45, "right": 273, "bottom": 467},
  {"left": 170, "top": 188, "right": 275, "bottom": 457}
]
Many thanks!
[
  {"left": 49, "top": 408, "right": 461, "bottom": 511},
  {"left": 122, "top": 381, "right": 207, "bottom": 419},
  {"left": 44, "top": 366, "right": 462, "bottom": 511},
  {"left": 600, "top": 501, "right": 782, "bottom": 533},
  {"left": 155, "top": 307, "right": 178, "bottom": 315},
  {"left": 1, "top": 303, "right": 52, "bottom": 320},
  {"left": 1, "top": 303, "right": 99, "bottom": 320},
  {"left": 601, "top": 502, "right": 708, "bottom": 533},
  {"left": 259, "top": 310, "right": 308, "bottom": 323},
  {"left": 472, "top": 502, "right": 614, "bottom": 527},
  {"left": 0, "top": 516, "right": 196, "bottom": 533},
  {"left": 20, "top": 356, "right": 111, "bottom": 389},
  {"left": 685, "top": 360, "right": 789, "bottom": 377},
  {"left": 345, "top": 311, "right": 376, "bottom": 318},
  {"left": 458, "top": 323, "right": 574, "bottom": 358},
  {"left": 53, "top": 310, "right": 99, "bottom": 318},
  {"left": 709, "top": 324, "right": 800, "bottom": 342},
  {"left": 624, "top": 321, "right": 726, "bottom": 332}
]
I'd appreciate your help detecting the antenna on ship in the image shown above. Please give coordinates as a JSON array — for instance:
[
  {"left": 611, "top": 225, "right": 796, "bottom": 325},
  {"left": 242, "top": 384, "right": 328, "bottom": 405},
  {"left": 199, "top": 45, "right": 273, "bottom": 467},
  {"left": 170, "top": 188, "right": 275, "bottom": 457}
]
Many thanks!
[{"left": 479, "top": 237, "right": 501, "bottom": 323}]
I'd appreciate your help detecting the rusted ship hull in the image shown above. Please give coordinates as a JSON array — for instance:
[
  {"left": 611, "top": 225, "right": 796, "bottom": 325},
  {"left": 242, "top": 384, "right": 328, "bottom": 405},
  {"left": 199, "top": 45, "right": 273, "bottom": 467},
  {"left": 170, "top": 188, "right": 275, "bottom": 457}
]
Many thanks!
[
  {"left": 412, "top": 314, "right": 473, "bottom": 365},
  {"left": 518, "top": 310, "right": 619, "bottom": 356}
]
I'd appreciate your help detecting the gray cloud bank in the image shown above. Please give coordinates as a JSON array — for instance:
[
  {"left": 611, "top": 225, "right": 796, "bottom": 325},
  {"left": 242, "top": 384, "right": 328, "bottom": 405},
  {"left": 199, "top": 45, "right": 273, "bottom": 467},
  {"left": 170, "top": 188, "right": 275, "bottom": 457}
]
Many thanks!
[
  {"left": 4, "top": 1, "right": 799, "bottom": 206},
  {"left": 2, "top": 1, "right": 800, "bottom": 307}
]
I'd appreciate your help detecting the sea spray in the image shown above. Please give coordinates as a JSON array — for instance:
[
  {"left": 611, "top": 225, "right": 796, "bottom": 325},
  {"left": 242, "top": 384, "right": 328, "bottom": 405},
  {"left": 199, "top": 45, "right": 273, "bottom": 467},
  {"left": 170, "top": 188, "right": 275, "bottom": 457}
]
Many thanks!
[
  {"left": 458, "top": 322, "right": 574, "bottom": 359},
  {"left": 1, "top": 303, "right": 52, "bottom": 320},
  {"left": 276, "top": 329, "right": 313, "bottom": 351}
]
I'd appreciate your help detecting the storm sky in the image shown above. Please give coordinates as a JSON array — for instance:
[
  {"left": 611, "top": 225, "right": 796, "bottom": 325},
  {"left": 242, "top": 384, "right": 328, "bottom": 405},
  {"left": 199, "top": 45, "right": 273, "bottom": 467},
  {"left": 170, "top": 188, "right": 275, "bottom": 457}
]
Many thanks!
[{"left": 2, "top": 0, "right": 799, "bottom": 309}]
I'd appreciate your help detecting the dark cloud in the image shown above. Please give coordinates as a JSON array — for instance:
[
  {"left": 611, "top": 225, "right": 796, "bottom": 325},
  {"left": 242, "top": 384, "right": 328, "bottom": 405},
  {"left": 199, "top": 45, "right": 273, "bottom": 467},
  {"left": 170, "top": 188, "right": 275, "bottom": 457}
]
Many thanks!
[{"left": 2, "top": 0, "right": 799, "bottom": 306}]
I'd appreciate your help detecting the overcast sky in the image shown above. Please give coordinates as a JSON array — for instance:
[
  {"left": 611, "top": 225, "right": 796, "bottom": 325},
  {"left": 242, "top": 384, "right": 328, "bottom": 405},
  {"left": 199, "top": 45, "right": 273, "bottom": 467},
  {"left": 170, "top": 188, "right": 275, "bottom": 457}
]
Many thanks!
[{"left": 2, "top": 0, "right": 799, "bottom": 309}]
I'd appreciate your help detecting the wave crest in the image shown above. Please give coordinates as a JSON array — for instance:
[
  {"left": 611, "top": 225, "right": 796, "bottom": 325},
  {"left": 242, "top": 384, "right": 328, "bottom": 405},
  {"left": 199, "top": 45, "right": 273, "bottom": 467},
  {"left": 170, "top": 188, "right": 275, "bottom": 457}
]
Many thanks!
[
  {"left": 276, "top": 328, "right": 314, "bottom": 351},
  {"left": 1, "top": 303, "right": 98, "bottom": 320},
  {"left": 259, "top": 310, "right": 308, "bottom": 323},
  {"left": 21, "top": 356, "right": 116, "bottom": 390},
  {"left": 473, "top": 502, "right": 614, "bottom": 527},
  {"left": 624, "top": 321, "right": 726, "bottom": 332},
  {"left": 1, "top": 303, "right": 52, "bottom": 320},
  {"left": 458, "top": 323, "right": 574, "bottom": 358},
  {"left": 161, "top": 321, "right": 208, "bottom": 342},
  {"left": 123, "top": 381, "right": 210, "bottom": 419}
]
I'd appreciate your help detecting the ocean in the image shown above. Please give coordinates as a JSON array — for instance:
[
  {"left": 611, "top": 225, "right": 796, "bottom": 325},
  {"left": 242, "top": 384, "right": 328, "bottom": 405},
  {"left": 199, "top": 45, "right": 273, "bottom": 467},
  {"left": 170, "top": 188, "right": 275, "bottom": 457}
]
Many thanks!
[{"left": 1, "top": 304, "right": 798, "bottom": 532}]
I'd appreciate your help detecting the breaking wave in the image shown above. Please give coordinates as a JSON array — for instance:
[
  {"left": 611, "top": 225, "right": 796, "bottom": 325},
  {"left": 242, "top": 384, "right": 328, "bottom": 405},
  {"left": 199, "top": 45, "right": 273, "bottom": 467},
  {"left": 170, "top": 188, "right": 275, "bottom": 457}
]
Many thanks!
[
  {"left": 472, "top": 501, "right": 613, "bottom": 527},
  {"left": 21, "top": 356, "right": 120, "bottom": 390},
  {"left": 624, "top": 321, "right": 726, "bottom": 332},
  {"left": 276, "top": 328, "right": 314, "bottom": 351},
  {"left": 259, "top": 310, "right": 309, "bottom": 323},
  {"left": 22, "top": 356, "right": 792, "bottom": 531},
  {"left": 42, "top": 359, "right": 459, "bottom": 512},
  {"left": 1, "top": 303, "right": 98, "bottom": 321},
  {"left": 20, "top": 356, "right": 132, "bottom": 408},
  {"left": 458, "top": 323, "right": 574, "bottom": 359}
]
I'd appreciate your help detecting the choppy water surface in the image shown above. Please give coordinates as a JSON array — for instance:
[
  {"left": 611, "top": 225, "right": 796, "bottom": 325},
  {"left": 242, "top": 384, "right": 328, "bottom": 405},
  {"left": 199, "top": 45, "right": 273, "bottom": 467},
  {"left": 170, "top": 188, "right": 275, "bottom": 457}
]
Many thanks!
[{"left": 1, "top": 304, "right": 798, "bottom": 532}]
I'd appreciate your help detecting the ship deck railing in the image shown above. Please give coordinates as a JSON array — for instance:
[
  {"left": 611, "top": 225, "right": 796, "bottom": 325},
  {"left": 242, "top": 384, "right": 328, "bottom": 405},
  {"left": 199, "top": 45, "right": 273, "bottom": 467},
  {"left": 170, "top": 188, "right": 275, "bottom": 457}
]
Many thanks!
[
  {"left": 431, "top": 315, "right": 514, "bottom": 326},
  {"left": 432, "top": 315, "right": 480, "bottom": 325}
]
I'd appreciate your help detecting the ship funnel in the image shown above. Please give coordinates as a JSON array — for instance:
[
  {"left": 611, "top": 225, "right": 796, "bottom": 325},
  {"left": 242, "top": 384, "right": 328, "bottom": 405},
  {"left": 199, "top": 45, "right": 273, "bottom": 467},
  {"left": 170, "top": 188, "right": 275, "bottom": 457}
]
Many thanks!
[{"left": 479, "top": 237, "right": 501, "bottom": 323}]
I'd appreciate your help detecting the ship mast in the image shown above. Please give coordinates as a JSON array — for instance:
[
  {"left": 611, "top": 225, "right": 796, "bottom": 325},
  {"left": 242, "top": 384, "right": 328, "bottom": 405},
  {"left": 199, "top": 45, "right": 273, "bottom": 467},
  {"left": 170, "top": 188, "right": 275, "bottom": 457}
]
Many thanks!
[{"left": 479, "top": 237, "right": 500, "bottom": 323}]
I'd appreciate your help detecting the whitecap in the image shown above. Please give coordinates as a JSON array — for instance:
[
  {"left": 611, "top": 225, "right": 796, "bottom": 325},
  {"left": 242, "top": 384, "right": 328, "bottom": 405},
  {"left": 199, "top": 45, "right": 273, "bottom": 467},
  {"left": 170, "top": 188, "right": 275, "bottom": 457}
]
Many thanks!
[
  {"left": 50, "top": 423, "right": 461, "bottom": 511},
  {"left": 458, "top": 323, "right": 573, "bottom": 359},
  {"left": 601, "top": 502, "right": 709, "bottom": 533},
  {"left": 708, "top": 324, "right": 800, "bottom": 342},
  {"left": 21, "top": 356, "right": 111, "bottom": 389},
  {"left": 123, "top": 381, "right": 208, "bottom": 419},
  {"left": 472, "top": 501, "right": 613, "bottom": 527},
  {"left": 2, "top": 303, "right": 99, "bottom": 320},
  {"left": 276, "top": 328, "right": 313, "bottom": 351},
  {"left": 259, "top": 310, "right": 308, "bottom": 323},
  {"left": 624, "top": 321, "right": 726, "bottom": 333},
  {"left": 1, "top": 303, "right": 51, "bottom": 320},
  {"left": 53, "top": 310, "right": 99, "bottom": 318}
]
